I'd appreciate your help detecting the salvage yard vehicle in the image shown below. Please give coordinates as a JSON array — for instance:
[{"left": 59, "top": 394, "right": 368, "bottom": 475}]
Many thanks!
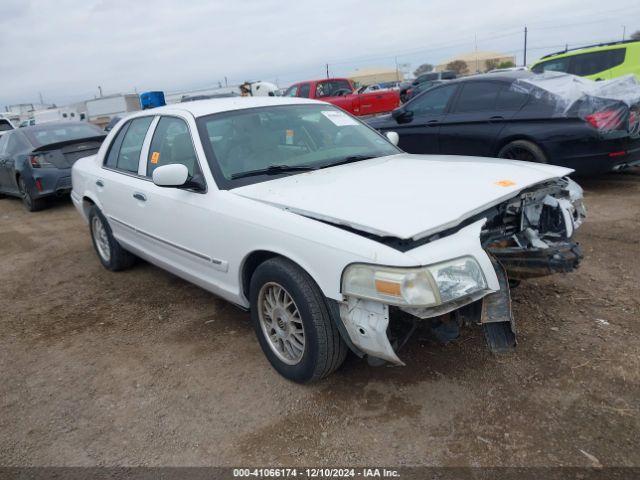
[
  {"left": 0, "top": 122, "right": 106, "bottom": 211},
  {"left": 71, "top": 97, "right": 586, "bottom": 383},
  {"left": 531, "top": 40, "right": 640, "bottom": 81},
  {"left": 283, "top": 78, "right": 399, "bottom": 116},
  {"left": 368, "top": 71, "right": 640, "bottom": 175},
  {"left": 0, "top": 117, "right": 15, "bottom": 137}
]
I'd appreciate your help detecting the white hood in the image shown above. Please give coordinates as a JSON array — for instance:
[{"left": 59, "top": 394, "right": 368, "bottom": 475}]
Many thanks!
[{"left": 232, "top": 154, "right": 572, "bottom": 240}]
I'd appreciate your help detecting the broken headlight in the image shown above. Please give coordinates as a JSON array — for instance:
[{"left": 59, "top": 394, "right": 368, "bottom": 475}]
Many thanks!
[{"left": 342, "top": 256, "right": 488, "bottom": 307}]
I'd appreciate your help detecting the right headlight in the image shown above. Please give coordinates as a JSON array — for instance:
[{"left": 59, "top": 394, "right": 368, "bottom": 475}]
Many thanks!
[{"left": 342, "top": 256, "right": 488, "bottom": 307}]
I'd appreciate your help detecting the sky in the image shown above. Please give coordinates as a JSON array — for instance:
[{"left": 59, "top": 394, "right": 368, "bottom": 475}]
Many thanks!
[{"left": 1, "top": 0, "right": 639, "bottom": 108}]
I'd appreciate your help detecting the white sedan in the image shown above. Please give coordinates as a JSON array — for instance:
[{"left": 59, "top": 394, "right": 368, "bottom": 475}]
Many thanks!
[{"left": 71, "top": 97, "right": 586, "bottom": 383}]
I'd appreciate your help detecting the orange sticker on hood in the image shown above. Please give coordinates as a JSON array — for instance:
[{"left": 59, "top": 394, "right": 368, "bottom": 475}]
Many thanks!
[{"left": 495, "top": 180, "right": 516, "bottom": 187}]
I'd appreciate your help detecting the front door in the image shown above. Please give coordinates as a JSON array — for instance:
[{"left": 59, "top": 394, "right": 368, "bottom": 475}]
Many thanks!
[
  {"left": 129, "top": 115, "right": 228, "bottom": 292},
  {"left": 392, "top": 83, "right": 458, "bottom": 154},
  {"left": 437, "top": 81, "right": 506, "bottom": 157}
]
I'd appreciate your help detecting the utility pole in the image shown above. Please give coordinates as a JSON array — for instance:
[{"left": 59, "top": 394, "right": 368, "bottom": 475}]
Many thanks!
[
  {"left": 38, "top": 92, "right": 44, "bottom": 104},
  {"left": 395, "top": 56, "right": 400, "bottom": 82},
  {"left": 622, "top": 25, "right": 626, "bottom": 40},
  {"left": 98, "top": 85, "right": 103, "bottom": 98},
  {"left": 326, "top": 63, "right": 329, "bottom": 79},
  {"left": 224, "top": 76, "right": 228, "bottom": 87},
  {"left": 523, "top": 26, "right": 528, "bottom": 67}
]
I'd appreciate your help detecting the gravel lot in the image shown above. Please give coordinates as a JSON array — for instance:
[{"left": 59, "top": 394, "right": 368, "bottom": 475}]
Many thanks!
[{"left": 1, "top": 170, "right": 639, "bottom": 467}]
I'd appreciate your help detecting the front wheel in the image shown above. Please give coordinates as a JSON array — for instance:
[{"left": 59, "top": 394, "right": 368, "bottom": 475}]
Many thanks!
[
  {"left": 88, "top": 206, "right": 136, "bottom": 271},
  {"left": 498, "top": 140, "right": 548, "bottom": 164},
  {"left": 250, "top": 258, "right": 347, "bottom": 383}
]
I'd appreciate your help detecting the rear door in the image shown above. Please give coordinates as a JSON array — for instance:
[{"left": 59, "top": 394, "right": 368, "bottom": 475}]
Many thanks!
[
  {"left": 392, "top": 83, "right": 458, "bottom": 154},
  {"left": 128, "top": 115, "right": 228, "bottom": 289},
  {"left": 96, "top": 116, "right": 155, "bottom": 248},
  {"left": 437, "top": 80, "right": 507, "bottom": 157},
  {"left": 0, "top": 132, "right": 31, "bottom": 194},
  {"left": 0, "top": 133, "right": 12, "bottom": 191}
]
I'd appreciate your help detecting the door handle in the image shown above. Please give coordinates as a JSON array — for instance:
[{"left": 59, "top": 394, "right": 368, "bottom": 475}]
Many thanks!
[
  {"left": 426, "top": 120, "right": 439, "bottom": 126},
  {"left": 489, "top": 115, "right": 505, "bottom": 122},
  {"left": 133, "top": 192, "right": 147, "bottom": 201},
  {"left": 96, "top": 180, "right": 104, "bottom": 187}
]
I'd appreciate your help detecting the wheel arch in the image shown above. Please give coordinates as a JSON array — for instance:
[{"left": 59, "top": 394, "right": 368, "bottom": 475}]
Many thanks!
[
  {"left": 80, "top": 192, "right": 103, "bottom": 222},
  {"left": 494, "top": 134, "right": 551, "bottom": 160},
  {"left": 239, "top": 249, "right": 334, "bottom": 307}
]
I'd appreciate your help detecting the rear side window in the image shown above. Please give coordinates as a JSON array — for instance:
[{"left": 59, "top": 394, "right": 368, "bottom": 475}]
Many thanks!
[
  {"left": 453, "top": 82, "right": 501, "bottom": 113},
  {"left": 495, "top": 85, "right": 530, "bottom": 111},
  {"left": 0, "top": 119, "right": 13, "bottom": 132},
  {"left": 105, "top": 117, "right": 153, "bottom": 173},
  {"left": 569, "top": 49, "right": 626, "bottom": 76},
  {"left": 6, "top": 132, "right": 30, "bottom": 155},
  {"left": 146, "top": 117, "right": 200, "bottom": 177},
  {"left": 315, "top": 80, "right": 352, "bottom": 97}
]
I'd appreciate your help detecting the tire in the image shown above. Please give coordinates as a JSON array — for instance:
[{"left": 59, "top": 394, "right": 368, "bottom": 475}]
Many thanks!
[
  {"left": 88, "top": 206, "right": 136, "bottom": 271},
  {"left": 498, "top": 140, "right": 548, "bottom": 164},
  {"left": 18, "top": 176, "right": 45, "bottom": 212},
  {"left": 249, "top": 257, "right": 348, "bottom": 383}
]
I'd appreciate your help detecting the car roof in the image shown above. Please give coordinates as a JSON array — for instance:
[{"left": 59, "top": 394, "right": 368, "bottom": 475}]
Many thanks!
[
  {"left": 536, "top": 39, "right": 640, "bottom": 62},
  {"left": 136, "top": 96, "right": 326, "bottom": 118},
  {"left": 449, "top": 71, "right": 534, "bottom": 84}
]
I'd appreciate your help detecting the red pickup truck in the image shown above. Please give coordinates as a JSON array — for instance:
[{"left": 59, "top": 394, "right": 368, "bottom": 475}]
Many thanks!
[{"left": 283, "top": 78, "right": 400, "bottom": 116}]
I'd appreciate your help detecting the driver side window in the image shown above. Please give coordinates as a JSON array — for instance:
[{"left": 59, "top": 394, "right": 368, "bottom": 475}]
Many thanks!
[{"left": 409, "top": 84, "right": 457, "bottom": 115}]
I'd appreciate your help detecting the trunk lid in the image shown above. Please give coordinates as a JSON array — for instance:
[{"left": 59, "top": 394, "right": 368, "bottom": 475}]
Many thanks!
[{"left": 32, "top": 137, "right": 104, "bottom": 169}]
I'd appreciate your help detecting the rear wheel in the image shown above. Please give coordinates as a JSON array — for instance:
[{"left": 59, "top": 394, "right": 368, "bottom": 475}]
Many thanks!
[
  {"left": 250, "top": 257, "right": 347, "bottom": 383},
  {"left": 498, "top": 140, "right": 548, "bottom": 164},
  {"left": 88, "top": 206, "right": 136, "bottom": 271},
  {"left": 18, "top": 177, "right": 45, "bottom": 212}
]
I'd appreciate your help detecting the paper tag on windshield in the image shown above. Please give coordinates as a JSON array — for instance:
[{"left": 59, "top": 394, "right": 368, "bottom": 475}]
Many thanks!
[{"left": 322, "top": 110, "right": 359, "bottom": 126}]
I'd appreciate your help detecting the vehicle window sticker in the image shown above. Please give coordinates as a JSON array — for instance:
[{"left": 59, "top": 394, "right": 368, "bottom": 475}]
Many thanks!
[
  {"left": 151, "top": 151, "right": 160, "bottom": 164},
  {"left": 321, "top": 110, "right": 359, "bottom": 126}
]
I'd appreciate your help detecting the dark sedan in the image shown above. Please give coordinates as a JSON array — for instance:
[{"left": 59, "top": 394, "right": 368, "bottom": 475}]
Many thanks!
[
  {"left": 368, "top": 72, "right": 640, "bottom": 175},
  {"left": 0, "top": 122, "right": 106, "bottom": 211}
]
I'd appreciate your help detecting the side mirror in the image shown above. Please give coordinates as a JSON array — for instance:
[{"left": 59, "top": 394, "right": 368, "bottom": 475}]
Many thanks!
[
  {"left": 386, "top": 131, "right": 400, "bottom": 146},
  {"left": 152, "top": 164, "right": 189, "bottom": 187},
  {"left": 391, "top": 108, "right": 413, "bottom": 124}
]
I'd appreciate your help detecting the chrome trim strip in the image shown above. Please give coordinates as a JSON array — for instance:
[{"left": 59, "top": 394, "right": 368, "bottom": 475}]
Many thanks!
[{"left": 108, "top": 215, "right": 227, "bottom": 270}]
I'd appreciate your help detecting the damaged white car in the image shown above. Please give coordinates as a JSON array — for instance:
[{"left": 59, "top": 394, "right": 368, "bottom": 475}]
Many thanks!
[{"left": 71, "top": 97, "right": 586, "bottom": 383}]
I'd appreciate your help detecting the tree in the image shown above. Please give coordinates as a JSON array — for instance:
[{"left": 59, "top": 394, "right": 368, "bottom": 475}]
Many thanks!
[
  {"left": 497, "top": 60, "right": 516, "bottom": 69},
  {"left": 446, "top": 60, "right": 469, "bottom": 75},
  {"left": 631, "top": 30, "right": 640, "bottom": 40},
  {"left": 413, "top": 63, "right": 434, "bottom": 77},
  {"left": 485, "top": 59, "right": 500, "bottom": 72}
]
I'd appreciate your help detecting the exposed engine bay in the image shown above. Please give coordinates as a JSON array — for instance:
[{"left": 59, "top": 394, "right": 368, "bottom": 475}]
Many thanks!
[{"left": 337, "top": 177, "right": 587, "bottom": 366}]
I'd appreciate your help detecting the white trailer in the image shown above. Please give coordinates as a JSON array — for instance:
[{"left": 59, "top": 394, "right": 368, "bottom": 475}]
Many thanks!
[
  {"left": 32, "top": 107, "right": 81, "bottom": 124},
  {"left": 86, "top": 94, "right": 141, "bottom": 128}
]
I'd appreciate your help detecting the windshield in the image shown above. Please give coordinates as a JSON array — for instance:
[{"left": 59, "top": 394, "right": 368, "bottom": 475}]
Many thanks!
[
  {"left": 197, "top": 104, "right": 400, "bottom": 188},
  {"left": 24, "top": 123, "right": 105, "bottom": 147}
]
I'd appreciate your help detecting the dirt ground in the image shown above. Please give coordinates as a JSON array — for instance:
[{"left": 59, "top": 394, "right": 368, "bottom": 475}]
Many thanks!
[{"left": 1, "top": 170, "right": 639, "bottom": 468}]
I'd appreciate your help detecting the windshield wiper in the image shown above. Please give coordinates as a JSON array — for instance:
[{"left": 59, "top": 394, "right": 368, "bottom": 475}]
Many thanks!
[
  {"left": 231, "top": 164, "right": 316, "bottom": 179},
  {"left": 319, "top": 155, "right": 376, "bottom": 169}
]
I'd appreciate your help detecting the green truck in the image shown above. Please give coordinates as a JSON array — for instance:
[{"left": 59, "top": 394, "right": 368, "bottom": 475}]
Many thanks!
[{"left": 531, "top": 40, "right": 640, "bottom": 81}]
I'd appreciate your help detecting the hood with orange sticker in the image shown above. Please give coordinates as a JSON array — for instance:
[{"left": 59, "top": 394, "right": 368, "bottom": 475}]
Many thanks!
[{"left": 233, "top": 153, "right": 573, "bottom": 240}]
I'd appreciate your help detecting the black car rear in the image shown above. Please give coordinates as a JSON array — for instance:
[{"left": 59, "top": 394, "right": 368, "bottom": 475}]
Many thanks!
[
  {"left": 0, "top": 122, "right": 106, "bottom": 211},
  {"left": 368, "top": 72, "right": 640, "bottom": 175}
]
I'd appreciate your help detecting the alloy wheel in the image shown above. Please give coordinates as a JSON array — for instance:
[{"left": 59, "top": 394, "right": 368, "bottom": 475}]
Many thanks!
[
  {"left": 257, "top": 282, "right": 305, "bottom": 365},
  {"left": 91, "top": 216, "right": 111, "bottom": 263}
]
